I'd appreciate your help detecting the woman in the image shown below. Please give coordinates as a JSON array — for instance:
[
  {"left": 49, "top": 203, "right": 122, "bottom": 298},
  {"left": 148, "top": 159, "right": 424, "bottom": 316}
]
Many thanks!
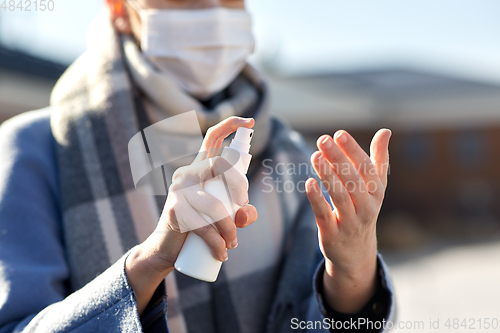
[{"left": 0, "top": 0, "right": 395, "bottom": 332}]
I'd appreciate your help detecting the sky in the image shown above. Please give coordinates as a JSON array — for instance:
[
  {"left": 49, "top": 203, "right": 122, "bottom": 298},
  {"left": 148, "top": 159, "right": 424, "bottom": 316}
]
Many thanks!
[{"left": 1, "top": 0, "right": 500, "bottom": 83}]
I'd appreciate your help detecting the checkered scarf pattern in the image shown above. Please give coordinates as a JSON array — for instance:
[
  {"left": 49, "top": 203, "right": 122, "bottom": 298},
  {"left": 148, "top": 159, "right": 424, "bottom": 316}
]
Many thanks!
[{"left": 50, "top": 12, "right": 322, "bottom": 333}]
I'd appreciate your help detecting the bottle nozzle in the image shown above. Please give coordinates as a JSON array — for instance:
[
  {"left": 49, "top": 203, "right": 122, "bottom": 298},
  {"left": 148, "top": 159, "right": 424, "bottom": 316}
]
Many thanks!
[
  {"left": 229, "top": 127, "right": 254, "bottom": 154},
  {"left": 234, "top": 127, "right": 253, "bottom": 145}
]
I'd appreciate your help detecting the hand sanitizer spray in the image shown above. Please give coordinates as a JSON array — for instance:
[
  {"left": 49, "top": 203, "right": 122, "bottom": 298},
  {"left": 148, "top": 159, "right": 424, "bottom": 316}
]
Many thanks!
[{"left": 174, "top": 127, "right": 254, "bottom": 282}]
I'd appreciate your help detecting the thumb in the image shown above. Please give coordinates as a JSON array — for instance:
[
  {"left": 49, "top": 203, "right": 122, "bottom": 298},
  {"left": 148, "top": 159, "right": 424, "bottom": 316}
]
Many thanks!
[{"left": 370, "top": 129, "right": 392, "bottom": 187}]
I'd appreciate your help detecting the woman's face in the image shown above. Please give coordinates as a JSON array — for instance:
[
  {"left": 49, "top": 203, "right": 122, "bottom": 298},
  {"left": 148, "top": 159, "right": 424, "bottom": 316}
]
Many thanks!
[{"left": 111, "top": 0, "right": 246, "bottom": 44}]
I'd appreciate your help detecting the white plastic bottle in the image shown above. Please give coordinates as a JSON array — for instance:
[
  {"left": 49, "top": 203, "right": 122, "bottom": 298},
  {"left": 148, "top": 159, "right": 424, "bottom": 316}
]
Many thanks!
[{"left": 174, "top": 127, "right": 254, "bottom": 282}]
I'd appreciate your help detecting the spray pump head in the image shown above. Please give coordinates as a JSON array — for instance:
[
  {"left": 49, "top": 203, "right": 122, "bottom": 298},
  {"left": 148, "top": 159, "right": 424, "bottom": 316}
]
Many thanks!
[{"left": 229, "top": 127, "right": 254, "bottom": 154}]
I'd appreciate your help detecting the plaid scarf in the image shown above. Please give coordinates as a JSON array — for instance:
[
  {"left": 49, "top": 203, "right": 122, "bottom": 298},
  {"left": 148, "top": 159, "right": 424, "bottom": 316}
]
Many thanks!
[{"left": 50, "top": 11, "right": 321, "bottom": 333}]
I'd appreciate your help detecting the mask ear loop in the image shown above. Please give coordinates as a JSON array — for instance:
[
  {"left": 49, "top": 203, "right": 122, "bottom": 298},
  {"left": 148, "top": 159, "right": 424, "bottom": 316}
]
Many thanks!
[
  {"left": 126, "top": 0, "right": 143, "bottom": 14},
  {"left": 124, "top": 0, "right": 150, "bottom": 51}
]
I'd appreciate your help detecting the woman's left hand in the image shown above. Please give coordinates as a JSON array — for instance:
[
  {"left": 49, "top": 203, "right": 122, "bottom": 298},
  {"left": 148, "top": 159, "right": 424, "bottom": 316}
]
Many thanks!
[{"left": 305, "top": 129, "right": 391, "bottom": 314}]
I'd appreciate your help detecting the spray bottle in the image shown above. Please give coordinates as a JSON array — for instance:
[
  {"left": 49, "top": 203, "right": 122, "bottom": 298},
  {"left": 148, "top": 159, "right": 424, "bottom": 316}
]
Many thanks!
[{"left": 174, "top": 127, "right": 254, "bottom": 282}]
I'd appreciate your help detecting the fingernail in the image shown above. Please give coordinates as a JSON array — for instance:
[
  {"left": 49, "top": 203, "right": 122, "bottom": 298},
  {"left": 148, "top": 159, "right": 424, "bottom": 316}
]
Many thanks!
[
  {"left": 231, "top": 239, "right": 238, "bottom": 249},
  {"left": 243, "top": 211, "right": 248, "bottom": 224},
  {"left": 222, "top": 252, "right": 228, "bottom": 262},
  {"left": 335, "top": 131, "right": 347, "bottom": 144},
  {"left": 321, "top": 136, "right": 332, "bottom": 148},
  {"left": 306, "top": 179, "right": 315, "bottom": 192}
]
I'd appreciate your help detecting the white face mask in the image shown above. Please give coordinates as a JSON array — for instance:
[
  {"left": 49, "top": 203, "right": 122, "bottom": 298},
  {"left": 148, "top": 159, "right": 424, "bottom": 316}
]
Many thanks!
[{"left": 127, "top": 1, "right": 255, "bottom": 99}]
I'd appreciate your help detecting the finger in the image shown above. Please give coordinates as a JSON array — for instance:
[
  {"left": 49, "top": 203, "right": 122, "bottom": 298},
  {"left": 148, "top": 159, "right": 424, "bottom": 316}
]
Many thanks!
[
  {"left": 192, "top": 224, "right": 228, "bottom": 262},
  {"left": 174, "top": 157, "right": 238, "bottom": 189},
  {"left": 235, "top": 204, "right": 258, "bottom": 228},
  {"left": 195, "top": 117, "right": 255, "bottom": 162},
  {"left": 182, "top": 183, "right": 238, "bottom": 249},
  {"left": 315, "top": 136, "right": 369, "bottom": 207},
  {"left": 171, "top": 181, "right": 229, "bottom": 262},
  {"left": 167, "top": 182, "right": 211, "bottom": 233},
  {"left": 305, "top": 178, "right": 338, "bottom": 237},
  {"left": 370, "top": 129, "right": 392, "bottom": 188},
  {"left": 311, "top": 151, "right": 355, "bottom": 217},
  {"left": 172, "top": 159, "right": 213, "bottom": 187},
  {"left": 329, "top": 131, "right": 383, "bottom": 195}
]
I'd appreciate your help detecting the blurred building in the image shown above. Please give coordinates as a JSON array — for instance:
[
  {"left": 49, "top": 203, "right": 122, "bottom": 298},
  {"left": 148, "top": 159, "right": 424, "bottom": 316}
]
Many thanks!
[
  {"left": 2, "top": 47, "right": 500, "bottom": 246},
  {"left": 268, "top": 68, "right": 500, "bottom": 246},
  {"left": 0, "top": 46, "right": 66, "bottom": 123}
]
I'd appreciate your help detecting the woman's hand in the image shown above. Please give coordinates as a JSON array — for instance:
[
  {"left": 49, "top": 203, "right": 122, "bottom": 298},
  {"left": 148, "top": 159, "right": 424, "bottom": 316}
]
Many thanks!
[
  {"left": 305, "top": 129, "right": 391, "bottom": 314},
  {"left": 126, "top": 116, "right": 258, "bottom": 314}
]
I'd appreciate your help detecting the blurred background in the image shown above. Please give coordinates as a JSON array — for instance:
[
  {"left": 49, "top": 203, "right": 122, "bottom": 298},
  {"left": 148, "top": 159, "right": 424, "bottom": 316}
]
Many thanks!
[{"left": 1, "top": 0, "right": 500, "bottom": 331}]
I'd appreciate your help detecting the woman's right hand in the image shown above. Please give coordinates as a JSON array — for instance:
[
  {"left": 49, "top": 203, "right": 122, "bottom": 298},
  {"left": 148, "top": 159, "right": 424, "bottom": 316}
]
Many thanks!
[
  {"left": 153, "top": 116, "right": 258, "bottom": 266},
  {"left": 125, "top": 116, "right": 258, "bottom": 314}
]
